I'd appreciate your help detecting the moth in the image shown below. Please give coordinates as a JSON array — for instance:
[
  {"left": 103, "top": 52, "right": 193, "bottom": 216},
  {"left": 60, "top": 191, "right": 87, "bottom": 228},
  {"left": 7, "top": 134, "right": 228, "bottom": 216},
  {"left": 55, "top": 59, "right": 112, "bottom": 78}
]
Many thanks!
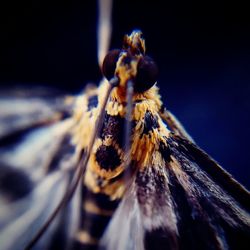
[{"left": 0, "top": 1, "right": 249, "bottom": 250}]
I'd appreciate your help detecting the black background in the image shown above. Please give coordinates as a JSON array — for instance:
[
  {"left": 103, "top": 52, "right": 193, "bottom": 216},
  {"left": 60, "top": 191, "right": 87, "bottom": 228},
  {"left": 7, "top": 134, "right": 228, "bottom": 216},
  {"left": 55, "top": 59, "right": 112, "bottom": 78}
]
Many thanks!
[{"left": 0, "top": 0, "right": 249, "bottom": 188}]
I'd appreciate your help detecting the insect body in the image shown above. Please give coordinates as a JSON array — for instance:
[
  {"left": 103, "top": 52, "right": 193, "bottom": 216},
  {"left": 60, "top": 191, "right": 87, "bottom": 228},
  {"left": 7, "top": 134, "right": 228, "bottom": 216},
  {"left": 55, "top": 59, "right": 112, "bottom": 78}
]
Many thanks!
[
  {"left": 61, "top": 31, "right": 250, "bottom": 249},
  {"left": 73, "top": 30, "right": 250, "bottom": 250},
  {"left": 72, "top": 30, "right": 165, "bottom": 248},
  {"left": 0, "top": 27, "right": 249, "bottom": 250}
]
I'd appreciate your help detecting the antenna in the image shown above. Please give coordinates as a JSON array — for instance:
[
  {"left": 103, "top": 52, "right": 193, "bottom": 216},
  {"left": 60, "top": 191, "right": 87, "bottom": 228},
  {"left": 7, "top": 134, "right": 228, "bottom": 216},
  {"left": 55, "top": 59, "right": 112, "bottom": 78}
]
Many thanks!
[{"left": 97, "top": 0, "right": 113, "bottom": 67}]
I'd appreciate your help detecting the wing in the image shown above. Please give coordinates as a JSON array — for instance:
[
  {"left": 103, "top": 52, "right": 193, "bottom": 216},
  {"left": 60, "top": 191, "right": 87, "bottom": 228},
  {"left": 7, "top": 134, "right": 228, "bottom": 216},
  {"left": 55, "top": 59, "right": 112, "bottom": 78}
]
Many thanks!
[
  {"left": 0, "top": 87, "right": 73, "bottom": 146},
  {"left": 101, "top": 133, "right": 250, "bottom": 250},
  {"left": 159, "top": 106, "right": 194, "bottom": 142},
  {"left": 0, "top": 87, "right": 82, "bottom": 250}
]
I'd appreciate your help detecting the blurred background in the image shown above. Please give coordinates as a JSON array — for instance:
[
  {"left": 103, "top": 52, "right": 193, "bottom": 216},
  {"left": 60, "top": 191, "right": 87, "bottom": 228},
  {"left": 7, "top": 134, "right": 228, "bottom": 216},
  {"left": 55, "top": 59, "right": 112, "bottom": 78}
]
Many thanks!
[{"left": 0, "top": 0, "right": 249, "bottom": 188}]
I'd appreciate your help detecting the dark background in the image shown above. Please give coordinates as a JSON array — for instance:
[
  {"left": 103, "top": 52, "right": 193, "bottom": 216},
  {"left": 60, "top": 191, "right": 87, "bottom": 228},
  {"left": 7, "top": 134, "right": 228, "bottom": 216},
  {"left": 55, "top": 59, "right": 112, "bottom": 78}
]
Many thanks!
[{"left": 0, "top": 0, "right": 249, "bottom": 188}]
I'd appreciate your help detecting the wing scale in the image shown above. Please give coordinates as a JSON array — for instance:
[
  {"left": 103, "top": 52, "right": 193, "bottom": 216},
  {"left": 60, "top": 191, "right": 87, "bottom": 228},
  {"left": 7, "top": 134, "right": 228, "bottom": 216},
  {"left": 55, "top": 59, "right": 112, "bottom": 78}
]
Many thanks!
[{"left": 102, "top": 133, "right": 250, "bottom": 250}]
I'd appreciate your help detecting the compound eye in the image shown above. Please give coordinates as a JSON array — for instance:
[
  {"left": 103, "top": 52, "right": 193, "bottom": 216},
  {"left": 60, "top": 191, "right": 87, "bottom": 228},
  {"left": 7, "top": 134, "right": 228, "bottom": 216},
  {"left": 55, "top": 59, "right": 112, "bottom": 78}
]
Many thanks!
[
  {"left": 134, "top": 56, "right": 159, "bottom": 92},
  {"left": 102, "top": 49, "right": 121, "bottom": 80}
]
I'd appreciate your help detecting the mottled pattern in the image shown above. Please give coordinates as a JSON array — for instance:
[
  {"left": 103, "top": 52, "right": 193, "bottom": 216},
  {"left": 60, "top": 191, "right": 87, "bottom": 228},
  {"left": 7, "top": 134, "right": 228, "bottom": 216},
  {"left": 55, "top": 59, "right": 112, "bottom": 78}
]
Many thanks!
[
  {"left": 87, "top": 95, "right": 98, "bottom": 111},
  {"left": 99, "top": 112, "right": 125, "bottom": 148},
  {"left": 158, "top": 138, "right": 171, "bottom": 162},
  {"left": 0, "top": 164, "right": 33, "bottom": 201},
  {"left": 142, "top": 110, "right": 159, "bottom": 135},
  {"left": 95, "top": 145, "right": 121, "bottom": 171},
  {"left": 102, "top": 133, "right": 250, "bottom": 250}
]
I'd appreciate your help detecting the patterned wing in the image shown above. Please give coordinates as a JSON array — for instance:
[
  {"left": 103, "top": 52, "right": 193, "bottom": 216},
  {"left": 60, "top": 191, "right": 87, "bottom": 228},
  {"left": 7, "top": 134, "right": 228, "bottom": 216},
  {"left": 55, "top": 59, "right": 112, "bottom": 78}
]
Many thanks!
[
  {"left": 101, "top": 133, "right": 250, "bottom": 250},
  {"left": 0, "top": 88, "right": 81, "bottom": 250},
  {"left": 166, "top": 133, "right": 250, "bottom": 250},
  {"left": 0, "top": 88, "right": 73, "bottom": 146}
]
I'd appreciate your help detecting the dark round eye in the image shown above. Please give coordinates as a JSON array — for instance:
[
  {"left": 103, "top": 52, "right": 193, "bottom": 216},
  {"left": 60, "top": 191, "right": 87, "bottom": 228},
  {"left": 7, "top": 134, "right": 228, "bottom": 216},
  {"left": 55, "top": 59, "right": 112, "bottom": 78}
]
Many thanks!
[
  {"left": 134, "top": 56, "right": 159, "bottom": 92},
  {"left": 102, "top": 49, "right": 121, "bottom": 80}
]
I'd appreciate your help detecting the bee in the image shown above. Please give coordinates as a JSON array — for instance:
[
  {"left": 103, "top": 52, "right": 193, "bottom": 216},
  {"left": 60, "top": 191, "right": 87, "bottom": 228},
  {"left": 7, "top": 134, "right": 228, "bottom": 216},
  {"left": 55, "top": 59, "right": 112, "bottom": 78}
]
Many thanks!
[{"left": 0, "top": 1, "right": 249, "bottom": 250}]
